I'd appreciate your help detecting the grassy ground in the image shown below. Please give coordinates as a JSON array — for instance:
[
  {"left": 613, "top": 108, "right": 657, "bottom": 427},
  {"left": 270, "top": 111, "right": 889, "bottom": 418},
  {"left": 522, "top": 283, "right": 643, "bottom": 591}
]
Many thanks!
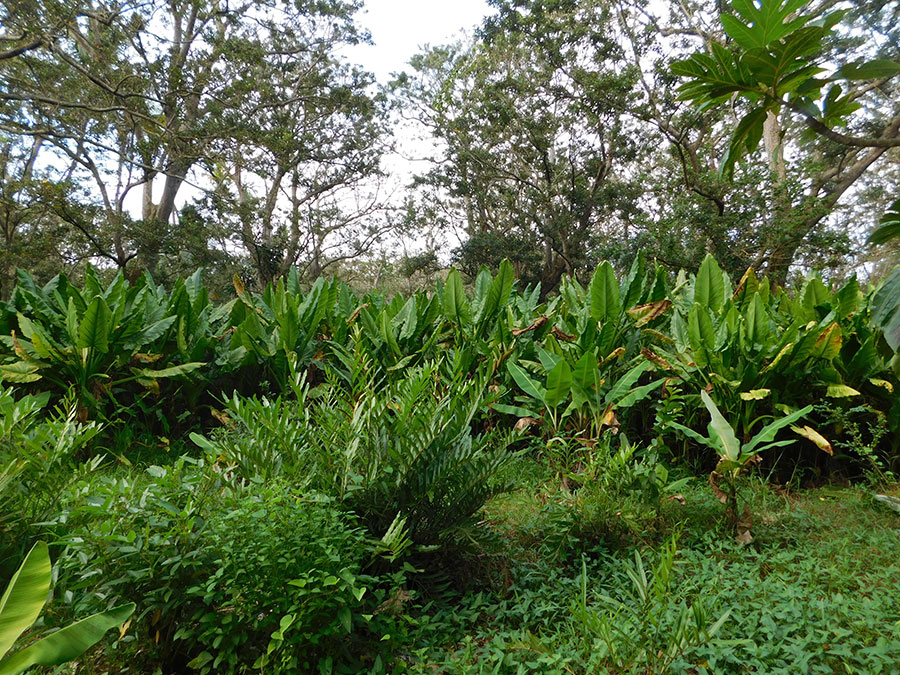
[{"left": 392, "top": 465, "right": 900, "bottom": 674}]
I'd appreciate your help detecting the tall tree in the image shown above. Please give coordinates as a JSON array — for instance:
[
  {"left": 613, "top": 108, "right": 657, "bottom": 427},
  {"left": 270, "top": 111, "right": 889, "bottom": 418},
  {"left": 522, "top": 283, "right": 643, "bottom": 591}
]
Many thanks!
[
  {"left": 397, "top": 0, "right": 641, "bottom": 294},
  {"left": 0, "top": 0, "right": 387, "bottom": 282}
]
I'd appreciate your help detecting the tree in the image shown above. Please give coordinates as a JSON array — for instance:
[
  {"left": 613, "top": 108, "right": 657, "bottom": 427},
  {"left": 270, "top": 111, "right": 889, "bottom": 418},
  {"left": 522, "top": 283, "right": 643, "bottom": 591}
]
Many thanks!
[
  {"left": 670, "top": 0, "right": 900, "bottom": 282},
  {"left": 397, "top": 0, "right": 642, "bottom": 295},
  {"left": 0, "top": 0, "right": 387, "bottom": 283}
]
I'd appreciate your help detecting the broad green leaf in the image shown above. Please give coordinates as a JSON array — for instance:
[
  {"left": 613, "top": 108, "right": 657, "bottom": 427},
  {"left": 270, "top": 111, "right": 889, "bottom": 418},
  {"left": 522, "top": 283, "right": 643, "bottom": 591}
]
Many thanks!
[
  {"left": 740, "top": 389, "right": 771, "bottom": 400},
  {"left": 700, "top": 390, "right": 741, "bottom": 462},
  {"left": 687, "top": 304, "right": 716, "bottom": 365},
  {"left": 615, "top": 379, "right": 663, "bottom": 408},
  {"left": 668, "top": 421, "right": 719, "bottom": 452},
  {"left": 826, "top": 384, "right": 861, "bottom": 398},
  {"left": 791, "top": 425, "right": 833, "bottom": 455},
  {"left": 442, "top": 268, "right": 469, "bottom": 326},
  {"left": 0, "top": 360, "right": 43, "bottom": 383},
  {"left": 572, "top": 351, "right": 597, "bottom": 392},
  {"left": 1, "top": 604, "right": 134, "bottom": 675},
  {"left": 837, "top": 59, "right": 900, "bottom": 80},
  {"left": 869, "top": 200, "right": 900, "bottom": 246},
  {"left": 544, "top": 359, "right": 572, "bottom": 409},
  {"left": 506, "top": 361, "right": 545, "bottom": 405},
  {"left": 744, "top": 404, "right": 813, "bottom": 455},
  {"left": 604, "top": 361, "right": 652, "bottom": 404},
  {"left": 589, "top": 261, "right": 620, "bottom": 323},
  {"left": 872, "top": 266, "right": 900, "bottom": 351},
  {"left": 76, "top": 297, "right": 111, "bottom": 354},
  {"left": 0, "top": 542, "right": 51, "bottom": 659},
  {"left": 694, "top": 255, "right": 726, "bottom": 311},
  {"left": 492, "top": 403, "right": 541, "bottom": 419}
]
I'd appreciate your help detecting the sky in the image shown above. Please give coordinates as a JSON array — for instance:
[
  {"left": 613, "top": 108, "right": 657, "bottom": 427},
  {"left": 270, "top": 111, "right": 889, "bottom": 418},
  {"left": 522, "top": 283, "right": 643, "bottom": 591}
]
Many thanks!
[{"left": 345, "top": 0, "right": 493, "bottom": 82}]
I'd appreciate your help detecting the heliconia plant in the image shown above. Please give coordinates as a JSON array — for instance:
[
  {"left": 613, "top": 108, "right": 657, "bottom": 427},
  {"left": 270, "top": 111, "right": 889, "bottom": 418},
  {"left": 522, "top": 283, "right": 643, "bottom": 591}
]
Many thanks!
[{"left": 0, "top": 255, "right": 897, "bottom": 469}]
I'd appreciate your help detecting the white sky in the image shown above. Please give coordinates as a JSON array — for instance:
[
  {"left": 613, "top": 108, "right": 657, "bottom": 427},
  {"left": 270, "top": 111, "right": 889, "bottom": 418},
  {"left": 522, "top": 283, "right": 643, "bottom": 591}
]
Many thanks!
[{"left": 346, "top": 0, "right": 492, "bottom": 82}]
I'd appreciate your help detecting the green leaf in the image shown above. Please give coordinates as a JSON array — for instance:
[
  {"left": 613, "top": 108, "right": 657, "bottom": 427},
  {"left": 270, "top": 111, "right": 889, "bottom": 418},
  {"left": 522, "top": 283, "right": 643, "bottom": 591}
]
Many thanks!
[
  {"left": 134, "top": 362, "right": 205, "bottom": 379},
  {"left": 589, "top": 261, "right": 621, "bottom": 324},
  {"left": 615, "top": 378, "right": 663, "bottom": 408},
  {"left": 544, "top": 359, "right": 572, "bottom": 409},
  {"left": 700, "top": 390, "right": 741, "bottom": 463},
  {"left": 506, "top": 361, "right": 546, "bottom": 405},
  {"left": 668, "top": 421, "right": 719, "bottom": 452},
  {"left": 1, "top": 604, "right": 135, "bottom": 675},
  {"left": 492, "top": 403, "right": 541, "bottom": 418},
  {"left": 837, "top": 59, "right": 900, "bottom": 80},
  {"left": 694, "top": 255, "right": 726, "bottom": 311},
  {"left": 604, "top": 361, "right": 651, "bottom": 405},
  {"left": 0, "top": 542, "right": 51, "bottom": 660},
  {"left": 744, "top": 405, "right": 813, "bottom": 455},
  {"left": 442, "top": 268, "right": 469, "bottom": 326},
  {"left": 0, "top": 362, "right": 42, "bottom": 383},
  {"left": 739, "top": 388, "right": 771, "bottom": 400},
  {"left": 869, "top": 200, "right": 900, "bottom": 246},
  {"left": 76, "top": 297, "right": 111, "bottom": 354},
  {"left": 826, "top": 384, "right": 861, "bottom": 398},
  {"left": 720, "top": 107, "right": 768, "bottom": 179},
  {"left": 872, "top": 267, "right": 900, "bottom": 351}
]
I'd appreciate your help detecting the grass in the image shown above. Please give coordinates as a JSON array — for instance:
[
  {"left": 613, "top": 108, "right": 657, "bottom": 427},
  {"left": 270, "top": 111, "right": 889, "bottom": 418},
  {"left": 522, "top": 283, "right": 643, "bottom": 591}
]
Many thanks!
[{"left": 390, "top": 466, "right": 900, "bottom": 674}]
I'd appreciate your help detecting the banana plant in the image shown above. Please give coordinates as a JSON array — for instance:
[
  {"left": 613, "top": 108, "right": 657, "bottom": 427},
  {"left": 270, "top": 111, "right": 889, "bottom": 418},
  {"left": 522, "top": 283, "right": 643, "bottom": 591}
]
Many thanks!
[
  {"left": 0, "top": 542, "right": 134, "bottom": 675},
  {"left": 669, "top": 390, "right": 812, "bottom": 525}
]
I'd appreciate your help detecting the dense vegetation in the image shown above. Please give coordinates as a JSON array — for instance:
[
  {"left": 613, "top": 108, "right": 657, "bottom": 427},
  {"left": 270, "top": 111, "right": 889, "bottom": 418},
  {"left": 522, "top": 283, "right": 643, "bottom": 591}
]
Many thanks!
[
  {"left": 2, "top": 253, "right": 900, "bottom": 672},
  {"left": 2, "top": 0, "right": 900, "bottom": 672}
]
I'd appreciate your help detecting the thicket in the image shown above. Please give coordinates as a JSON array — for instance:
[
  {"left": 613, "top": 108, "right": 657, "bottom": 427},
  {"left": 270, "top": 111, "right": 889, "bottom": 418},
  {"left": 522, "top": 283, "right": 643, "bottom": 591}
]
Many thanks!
[{"left": 2, "top": 256, "right": 900, "bottom": 672}]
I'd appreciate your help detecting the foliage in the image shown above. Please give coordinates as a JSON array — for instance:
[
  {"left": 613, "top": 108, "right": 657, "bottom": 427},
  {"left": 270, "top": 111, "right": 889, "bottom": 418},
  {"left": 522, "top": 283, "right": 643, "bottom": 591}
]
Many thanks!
[
  {"left": 571, "top": 536, "right": 730, "bottom": 672},
  {"left": 176, "top": 486, "right": 375, "bottom": 674},
  {"left": 672, "top": 0, "right": 900, "bottom": 178},
  {"left": 0, "top": 387, "right": 101, "bottom": 568},
  {"left": 669, "top": 389, "right": 811, "bottom": 527},
  {"left": 0, "top": 541, "right": 133, "bottom": 675}
]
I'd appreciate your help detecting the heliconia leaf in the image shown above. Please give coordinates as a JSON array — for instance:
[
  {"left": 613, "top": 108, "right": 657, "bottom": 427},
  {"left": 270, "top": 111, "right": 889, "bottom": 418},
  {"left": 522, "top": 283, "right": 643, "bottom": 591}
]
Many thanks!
[
  {"left": 76, "top": 297, "right": 111, "bottom": 354},
  {"left": 506, "top": 361, "right": 545, "bottom": 405},
  {"left": 0, "top": 542, "right": 51, "bottom": 659},
  {"left": 544, "top": 359, "right": 572, "bottom": 409},
  {"left": 694, "top": 255, "right": 726, "bottom": 311},
  {"left": 134, "top": 362, "right": 205, "bottom": 379},
  {"left": 589, "top": 261, "right": 621, "bottom": 324},
  {"left": 615, "top": 378, "right": 664, "bottom": 408},
  {"left": 491, "top": 403, "right": 541, "bottom": 419},
  {"left": 687, "top": 304, "right": 716, "bottom": 365},
  {"left": 604, "top": 361, "right": 652, "bottom": 405},
  {"left": 572, "top": 351, "right": 597, "bottom": 393},
  {"left": 627, "top": 300, "right": 672, "bottom": 327},
  {"left": 826, "top": 384, "right": 861, "bottom": 398},
  {"left": 744, "top": 404, "right": 813, "bottom": 455},
  {"left": 442, "top": 268, "right": 469, "bottom": 326}
]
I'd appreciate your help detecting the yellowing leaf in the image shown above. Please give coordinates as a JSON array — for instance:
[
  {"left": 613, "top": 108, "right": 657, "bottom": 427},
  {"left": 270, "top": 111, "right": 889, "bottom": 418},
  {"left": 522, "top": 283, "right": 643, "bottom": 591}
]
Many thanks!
[
  {"left": 826, "top": 384, "right": 861, "bottom": 398},
  {"left": 869, "top": 378, "right": 894, "bottom": 393},
  {"left": 740, "top": 388, "right": 771, "bottom": 400},
  {"left": 791, "top": 425, "right": 833, "bottom": 456}
]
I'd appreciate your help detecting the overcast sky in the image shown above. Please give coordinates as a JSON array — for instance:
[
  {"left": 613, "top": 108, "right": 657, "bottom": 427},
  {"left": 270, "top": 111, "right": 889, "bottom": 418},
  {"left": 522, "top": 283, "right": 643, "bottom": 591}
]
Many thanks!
[{"left": 346, "top": 0, "right": 493, "bottom": 81}]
